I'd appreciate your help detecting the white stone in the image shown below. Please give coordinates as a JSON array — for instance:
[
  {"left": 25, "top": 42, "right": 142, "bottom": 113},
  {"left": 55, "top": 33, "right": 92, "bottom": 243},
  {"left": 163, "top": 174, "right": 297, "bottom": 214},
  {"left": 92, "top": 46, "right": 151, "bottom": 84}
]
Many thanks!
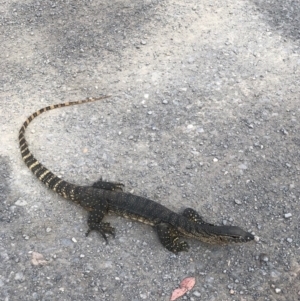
[{"left": 15, "top": 199, "right": 28, "bottom": 206}]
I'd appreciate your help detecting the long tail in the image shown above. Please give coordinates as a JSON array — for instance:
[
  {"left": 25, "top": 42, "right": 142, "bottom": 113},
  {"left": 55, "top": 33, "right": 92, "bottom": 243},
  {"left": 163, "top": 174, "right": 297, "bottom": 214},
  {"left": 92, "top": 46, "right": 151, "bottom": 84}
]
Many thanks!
[{"left": 18, "top": 96, "right": 110, "bottom": 199}]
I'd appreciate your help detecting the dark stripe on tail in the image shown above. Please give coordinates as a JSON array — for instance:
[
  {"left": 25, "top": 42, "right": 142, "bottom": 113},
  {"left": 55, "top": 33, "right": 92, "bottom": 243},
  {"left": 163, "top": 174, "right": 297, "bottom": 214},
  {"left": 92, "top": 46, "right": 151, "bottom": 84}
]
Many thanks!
[{"left": 19, "top": 96, "right": 110, "bottom": 199}]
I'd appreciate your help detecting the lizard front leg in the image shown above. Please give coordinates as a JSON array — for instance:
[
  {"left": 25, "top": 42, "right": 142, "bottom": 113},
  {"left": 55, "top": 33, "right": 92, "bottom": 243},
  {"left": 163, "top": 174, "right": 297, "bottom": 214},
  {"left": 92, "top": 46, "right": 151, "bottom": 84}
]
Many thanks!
[
  {"left": 182, "top": 208, "right": 214, "bottom": 226},
  {"left": 156, "top": 222, "right": 189, "bottom": 254},
  {"left": 85, "top": 202, "right": 115, "bottom": 243}
]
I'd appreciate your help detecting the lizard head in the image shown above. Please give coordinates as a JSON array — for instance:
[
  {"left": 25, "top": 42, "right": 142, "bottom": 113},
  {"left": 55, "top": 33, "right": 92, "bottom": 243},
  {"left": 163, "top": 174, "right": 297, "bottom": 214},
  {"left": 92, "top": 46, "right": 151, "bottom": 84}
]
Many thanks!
[{"left": 197, "top": 225, "right": 255, "bottom": 244}]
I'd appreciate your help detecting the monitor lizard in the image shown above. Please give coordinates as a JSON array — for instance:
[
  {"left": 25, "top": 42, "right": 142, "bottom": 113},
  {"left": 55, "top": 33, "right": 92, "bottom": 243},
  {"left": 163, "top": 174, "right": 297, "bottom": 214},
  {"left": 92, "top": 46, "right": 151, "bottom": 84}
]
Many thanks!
[{"left": 19, "top": 96, "right": 254, "bottom": 253}]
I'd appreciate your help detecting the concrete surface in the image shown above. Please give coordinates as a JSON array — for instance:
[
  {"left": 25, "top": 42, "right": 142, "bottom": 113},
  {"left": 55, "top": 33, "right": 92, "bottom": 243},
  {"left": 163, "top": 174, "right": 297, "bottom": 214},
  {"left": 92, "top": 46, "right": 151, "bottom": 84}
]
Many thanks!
[{"left": 0, "top": 0, "right": 300, "bottom": 300}]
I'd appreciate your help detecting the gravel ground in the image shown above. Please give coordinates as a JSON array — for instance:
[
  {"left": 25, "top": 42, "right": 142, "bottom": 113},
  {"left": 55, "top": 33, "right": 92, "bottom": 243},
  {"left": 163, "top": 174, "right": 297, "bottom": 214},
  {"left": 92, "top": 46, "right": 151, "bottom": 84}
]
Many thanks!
[{"left": 1, "top": 0, "right": 300, "bottom": 300}]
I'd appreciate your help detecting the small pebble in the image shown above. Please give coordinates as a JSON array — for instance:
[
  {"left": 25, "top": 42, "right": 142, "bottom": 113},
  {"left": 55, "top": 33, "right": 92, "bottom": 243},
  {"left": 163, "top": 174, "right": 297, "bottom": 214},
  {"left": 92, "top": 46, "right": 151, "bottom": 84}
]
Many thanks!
[
  {"left": 235, "top": 199, "right": 242, "bottom": 205},
  {"left": 46, "top": 228, "right": 52, "bottom": 233},
  {"left": 213, "top": 158, "right": 218, "bottom": 162},
  {"left": 193, "top": 291, "right": 201, "bottom": 297},
  {"left": 15, "top": 199, "right": 28, "bottom": 206},
  {"left": 287, "top": 238, "right": 293, "bottom": 243},
  {"left": 72, "top": 237, "right": 77, "bottom": 243},
  {"left": 259, "top": 253, "right": 269, "bottom": 262},
  {"left": 284, "top": 213, "right": 292, "bottom": 218},
  {"left": 275, "top": 288, "right": 281, "bottom": 294},
  {"left": 15, "top": 272, "right": 25, "bottom": 281}
]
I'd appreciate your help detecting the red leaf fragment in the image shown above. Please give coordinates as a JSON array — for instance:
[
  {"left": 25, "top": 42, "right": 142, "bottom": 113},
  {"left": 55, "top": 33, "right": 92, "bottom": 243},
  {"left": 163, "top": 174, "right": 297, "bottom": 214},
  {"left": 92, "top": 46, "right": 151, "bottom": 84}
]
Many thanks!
[
  {"left": 180, "top": 277, "right": 196, "bottom": 290},
  {"left": 170, "top": 277, "right": 196, "bottom": 301},
  {"left": 170, "top": 288, "right": 186, "bottom": 301}
]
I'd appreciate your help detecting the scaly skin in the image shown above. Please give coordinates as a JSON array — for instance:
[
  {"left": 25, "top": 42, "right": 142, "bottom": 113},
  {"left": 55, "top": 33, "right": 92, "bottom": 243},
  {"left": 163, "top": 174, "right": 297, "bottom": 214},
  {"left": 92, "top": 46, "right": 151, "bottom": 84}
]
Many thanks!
[{"left": 19, "top": 97, "right": 254, "bottom": 253}]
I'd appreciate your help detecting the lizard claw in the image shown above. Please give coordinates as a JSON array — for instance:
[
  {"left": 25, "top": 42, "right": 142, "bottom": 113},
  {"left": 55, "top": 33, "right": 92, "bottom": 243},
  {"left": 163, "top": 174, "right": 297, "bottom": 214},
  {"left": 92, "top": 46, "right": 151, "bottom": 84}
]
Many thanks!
[{"left": 86, "top": 222, "right": 115, "bottom": 243}]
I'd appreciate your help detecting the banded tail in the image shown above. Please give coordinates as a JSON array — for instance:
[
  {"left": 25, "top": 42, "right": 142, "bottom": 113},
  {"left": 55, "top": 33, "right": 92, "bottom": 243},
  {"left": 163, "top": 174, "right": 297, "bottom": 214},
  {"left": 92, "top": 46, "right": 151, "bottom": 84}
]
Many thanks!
[{"left": 18, "top": 96, "right": 110, "bottom": 199}]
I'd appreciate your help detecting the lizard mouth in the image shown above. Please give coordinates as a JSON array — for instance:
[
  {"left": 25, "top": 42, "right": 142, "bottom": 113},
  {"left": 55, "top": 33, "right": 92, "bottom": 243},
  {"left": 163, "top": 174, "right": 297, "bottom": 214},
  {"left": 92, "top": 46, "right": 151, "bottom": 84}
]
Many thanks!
[
  {"left": 200, "top": 225, "right": 255, "bottom": 244},
  {"left": 219, "top": 231, "right": 255, "bottom": 243}
]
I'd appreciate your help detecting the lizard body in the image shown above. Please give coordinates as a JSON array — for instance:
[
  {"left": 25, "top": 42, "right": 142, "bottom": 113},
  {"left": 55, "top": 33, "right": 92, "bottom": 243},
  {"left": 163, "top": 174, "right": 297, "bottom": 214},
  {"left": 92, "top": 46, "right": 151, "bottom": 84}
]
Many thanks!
[{"left": 19, "top": 97, "right": 254, "bottom": 253}]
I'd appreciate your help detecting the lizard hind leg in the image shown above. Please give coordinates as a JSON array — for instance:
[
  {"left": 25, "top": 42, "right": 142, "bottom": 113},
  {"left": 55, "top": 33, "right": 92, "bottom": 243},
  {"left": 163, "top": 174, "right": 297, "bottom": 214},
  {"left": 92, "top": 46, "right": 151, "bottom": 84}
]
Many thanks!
[
  {"left": 156, "top": 223, "right": 189, "bottom": 254},
  {"left": 86, "top": 203, "right": 115, "bottom": 243},
  {"left": 182, "top": 208, "right": 214, "bottom": 226},
  {"left": 92, "top": 178, "right": 124, "bottom": 191}
]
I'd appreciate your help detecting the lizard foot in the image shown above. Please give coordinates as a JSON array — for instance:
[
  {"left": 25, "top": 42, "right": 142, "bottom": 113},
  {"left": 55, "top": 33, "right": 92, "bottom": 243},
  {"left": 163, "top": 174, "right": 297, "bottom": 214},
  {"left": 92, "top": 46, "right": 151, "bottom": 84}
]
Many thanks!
[
  {"left": 177, "top": 241, "right": 190, "bottom": 253},
  {"left": 92, "top": 178, "right": 124, "bottom": 191},
  {"left": 86, "top": 222, "right": 115, "bottom": 243}
]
